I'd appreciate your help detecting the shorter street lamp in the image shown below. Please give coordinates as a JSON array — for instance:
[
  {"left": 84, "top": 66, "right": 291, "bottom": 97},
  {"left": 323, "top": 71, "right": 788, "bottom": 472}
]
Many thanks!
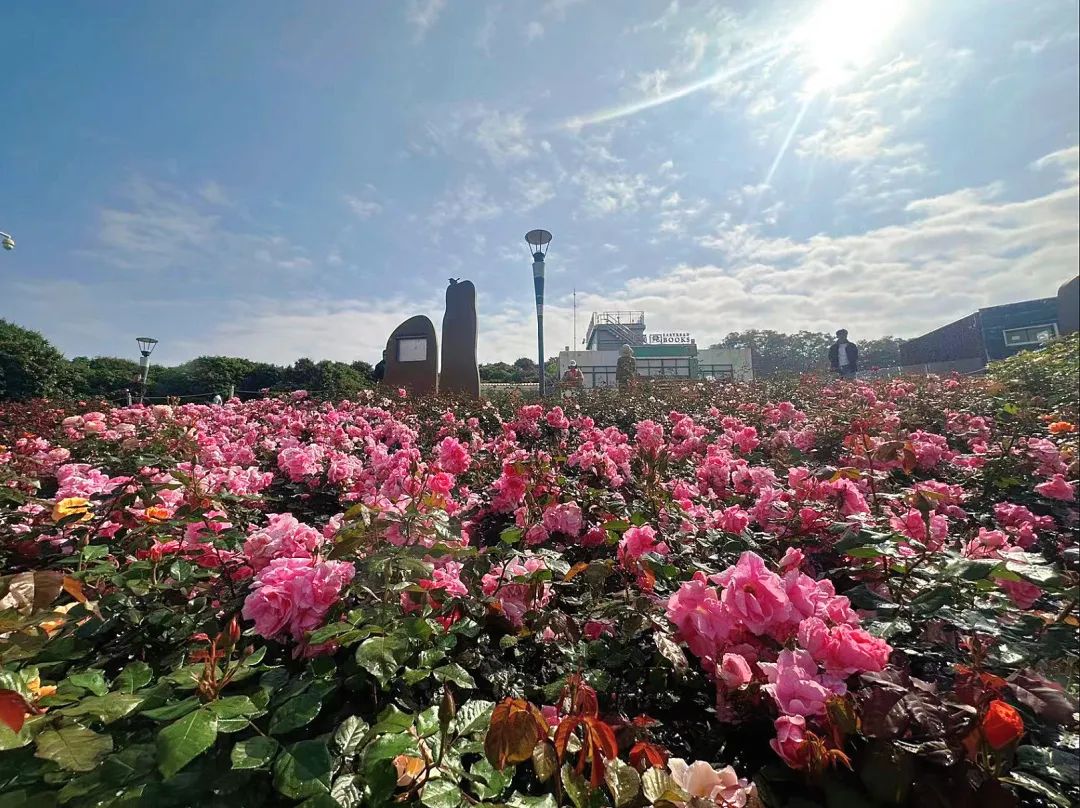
[
  {"left": 1, "top": 232, "right": 14, "bottom": 251},
  {"left": 136, "top": 337, "right": 158, "bottom": 404},
  {"left": 525, "top": 229, "right": 552, "bottom": 397}
]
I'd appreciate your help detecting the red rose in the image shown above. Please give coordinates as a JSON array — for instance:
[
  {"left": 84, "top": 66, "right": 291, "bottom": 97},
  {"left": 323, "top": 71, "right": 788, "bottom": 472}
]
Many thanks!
[{"left": 981, "top": 699, "right": 1024, "bottom": 749}]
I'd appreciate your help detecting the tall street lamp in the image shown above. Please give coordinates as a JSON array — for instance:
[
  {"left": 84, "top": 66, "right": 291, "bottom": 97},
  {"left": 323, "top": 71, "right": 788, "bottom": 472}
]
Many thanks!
[
  {"left": 136, "top": 337, "right": 158, "bottom": 404},
  {"left": 1, "top": 232, "right": 14, "bottom": 251},
  {"left": 525, "top": 229, "right": 552, "bottom": 397}
]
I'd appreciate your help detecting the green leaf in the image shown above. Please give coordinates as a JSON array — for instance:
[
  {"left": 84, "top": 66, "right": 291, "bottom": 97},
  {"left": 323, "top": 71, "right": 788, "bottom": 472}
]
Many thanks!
[
  {"left": 273, "top": 740, "right": 332, "bottom": 800},
  {"left": 604, "top": 758, "right": 641, "bottom": 808},
  {"left": 141, "top": 696, "right": 200, "bottom": 722},
  {"left": 1001, "top": 773, "right": 1071, "bottom": 808},
  {"left": 500, "top": 527, "right": 523, "bottom": 545},
  {"left": 562, "top": 764, "right": 603, "bottom": 808},
  {"left": 362, "top": 733, "right": 415, "bottom": 765},
  {"left": 156, "top": 708, "right": 218, "bottom": 779},
  {"left": 422, "top": 778, "right": 465, "bottom": 808},
  {"left": 60, "top": 694, "right": 144, "bottom": 724},
  {"left": 67, "top": 670, "right": 109, "bottom": 697},
  {"left": 331, "top": 716, "right": 370, "bottom": 758},
  {"left": 532, "top": 740, "right": 558, "bottom": 783},
  {"left": 231, "top": 736, "right": 279, "bottom": 770},
  {"left": 270, "top": 691, "right": 323, "bottom": 735},
  {"left": 506, "top": 796, "right": 557, "bottom": 808},
  {"left": 641, "top": 768, "right": 688, "bottom": 804},
  {"left": 371, "top": 705, "right": 414, "bottom": 735},
  {"left": 115, "top": 662, "right": 153, "bottom": 694},
  {"left": 209, "top": 696, "right": 260, "bottom": 720},
  {"left": 452, "top": 700, "right": 494, "bottom": 737},
  {"left": 330, "top": 773, "right": 363, "bottom": 808},
  {"left": 356, "top": 636, "right": 407, "bottom": 687},
  {"left": 1016, "top": 746, "right": 1080, "bottom": 787},
  {"left": 469, "top": 757, "right": 511, "bottom": 799},
  {"left": 35, "top": 725, "right": 113, "bottom": 772},
  {"left": 434, "top": 664, "right": 476, "bottom": 689}
]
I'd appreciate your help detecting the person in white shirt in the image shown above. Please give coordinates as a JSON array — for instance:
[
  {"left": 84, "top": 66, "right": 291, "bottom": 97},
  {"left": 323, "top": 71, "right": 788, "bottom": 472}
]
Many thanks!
[{"left": 828, "top": 329, "right": 859, "bottom": 379}]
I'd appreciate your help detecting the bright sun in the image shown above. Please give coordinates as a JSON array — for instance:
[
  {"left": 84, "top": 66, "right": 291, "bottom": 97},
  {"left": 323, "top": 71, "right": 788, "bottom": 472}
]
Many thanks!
[{"left": 795, "top": 0, "right": 905, "bottom": 91}]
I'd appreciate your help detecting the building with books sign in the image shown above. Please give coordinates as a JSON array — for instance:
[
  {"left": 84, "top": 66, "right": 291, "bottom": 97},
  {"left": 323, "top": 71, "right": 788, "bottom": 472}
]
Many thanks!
[{"left": 556, "top": 311, "right": 753, "bottom": 389}]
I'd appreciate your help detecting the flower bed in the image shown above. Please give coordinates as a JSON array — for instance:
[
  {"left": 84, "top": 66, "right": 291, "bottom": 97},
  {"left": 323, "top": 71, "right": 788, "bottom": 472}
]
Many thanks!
[{"left": 0, "top": 362, "right": 1077, "bottom": 807}]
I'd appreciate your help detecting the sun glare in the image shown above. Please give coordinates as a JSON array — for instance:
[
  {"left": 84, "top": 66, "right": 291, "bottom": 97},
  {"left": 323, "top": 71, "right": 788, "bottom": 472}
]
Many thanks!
[{"left": 796, "top": 0, "right": 905, "bottom": 91}]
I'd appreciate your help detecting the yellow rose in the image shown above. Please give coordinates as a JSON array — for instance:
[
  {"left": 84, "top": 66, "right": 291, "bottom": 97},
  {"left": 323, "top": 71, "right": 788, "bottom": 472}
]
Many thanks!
[{"left": 52, "top": 497, "right": 92, "bottom": 523}]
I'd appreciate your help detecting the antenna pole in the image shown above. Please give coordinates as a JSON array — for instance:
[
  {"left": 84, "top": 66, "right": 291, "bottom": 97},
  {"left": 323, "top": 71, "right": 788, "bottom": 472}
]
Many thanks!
[{"left": 573, "top": 288, "right": 577, "bottom": 347}]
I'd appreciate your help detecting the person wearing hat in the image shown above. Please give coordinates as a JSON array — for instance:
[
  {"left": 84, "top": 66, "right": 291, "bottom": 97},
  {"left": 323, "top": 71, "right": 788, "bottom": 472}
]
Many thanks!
[
  {"left": 562, "top": 359, "right": 584, "bottom": 389},
  {"left": 829, "top": 329, "right": 858, "bottom": 379}
]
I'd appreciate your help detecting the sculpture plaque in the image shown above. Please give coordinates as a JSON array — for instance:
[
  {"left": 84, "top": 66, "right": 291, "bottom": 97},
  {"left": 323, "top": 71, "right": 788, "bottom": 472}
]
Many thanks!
[{"left": 384, "top": 315, "right": 438, "bottom": 395}]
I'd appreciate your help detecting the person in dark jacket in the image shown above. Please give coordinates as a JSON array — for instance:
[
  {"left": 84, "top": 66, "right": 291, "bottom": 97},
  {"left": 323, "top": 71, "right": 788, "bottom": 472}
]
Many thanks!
[
  {"left": 372, "top": 351, "right": 386, "bottom": 383},
  {"left": 828, "top": 329, "right": 858, "bottom": 378}
]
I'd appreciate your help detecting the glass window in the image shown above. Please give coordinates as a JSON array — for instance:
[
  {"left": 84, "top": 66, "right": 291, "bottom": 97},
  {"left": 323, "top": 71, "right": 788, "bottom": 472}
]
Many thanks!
[{"left": 1002, "top": 324, "right": 1058, "bottom": 346}]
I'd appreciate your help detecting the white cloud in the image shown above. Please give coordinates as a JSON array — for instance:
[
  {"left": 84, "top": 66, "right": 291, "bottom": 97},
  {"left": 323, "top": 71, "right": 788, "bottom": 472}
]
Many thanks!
[
  {"left": 472, "top": 108, "right": 532, "bottom": 166},
  {"left": 1032, "top": 145, "right": 1080, "bottom": 185},
  {"left": 407, "top": 0, "right": 446, "bottom": 40},
  {"left": 90, "top": 175, "right": 311, "bottom": 274},
  {"left": 343, "top": 189, "right": 383, "bottom": 220},
  {"left": 525, "top": 21, "right": 545, "bottom": 41},
  {"left": 198, "top": 180, "right": 231, "bottom": 207},
  {"left": 428, "top": 176, "right": 502, "bottom": 229}
]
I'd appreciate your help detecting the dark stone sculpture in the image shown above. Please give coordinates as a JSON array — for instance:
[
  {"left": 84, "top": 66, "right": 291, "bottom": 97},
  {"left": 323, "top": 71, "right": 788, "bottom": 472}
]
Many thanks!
[
  {"left": 440, "top": 279, "right": 480, "bottom": 398},
  {"left": 384, "top": 315, "right": 438, "bottom": 395},
  {"left": 1058, "top": 276, "right": 1079, "bottom": 336}
]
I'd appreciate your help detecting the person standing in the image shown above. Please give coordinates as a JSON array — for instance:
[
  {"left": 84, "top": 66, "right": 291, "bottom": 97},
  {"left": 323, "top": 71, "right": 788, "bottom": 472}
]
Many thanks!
[
  {"left": 616, "top": 344, "right": 637, "bottom": 389},
  {"left": 829, "top": 329, "right": 859, "bottom": 379},
  {"left": 562, "top": 360, "right": 584, "bottom": 388},
  {"left": 372, "top": 351, "right": 386, "bottom": 383}
]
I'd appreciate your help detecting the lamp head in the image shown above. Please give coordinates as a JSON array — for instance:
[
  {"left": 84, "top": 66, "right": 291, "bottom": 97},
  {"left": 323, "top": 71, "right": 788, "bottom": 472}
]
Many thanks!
[
  {"left": 136, "top": 336, "right": 159, "bottom": 357},
  {"left": 525, "top": 229, "right": 552, "bottom": 260}
]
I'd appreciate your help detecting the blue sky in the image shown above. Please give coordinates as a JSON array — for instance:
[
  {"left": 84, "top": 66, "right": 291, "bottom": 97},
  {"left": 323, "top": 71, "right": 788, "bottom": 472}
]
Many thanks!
[{"left": 1, "top": 0, "right": 1077, "bottom": 365}]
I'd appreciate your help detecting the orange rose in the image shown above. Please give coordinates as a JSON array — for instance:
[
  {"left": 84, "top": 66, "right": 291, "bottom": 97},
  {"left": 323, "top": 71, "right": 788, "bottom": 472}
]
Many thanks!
[
  {"left": 52, "top": 497, "right": 92, "bottom": 523},
  {"left": 144, "top": 506, "right": 170, "bottom": 524},
  {"left": 1049, "top": 421, "right": 1076, "bottom": 434},
  {"left": 981, "top": 699, "right": 1024, "bottom": 749}
]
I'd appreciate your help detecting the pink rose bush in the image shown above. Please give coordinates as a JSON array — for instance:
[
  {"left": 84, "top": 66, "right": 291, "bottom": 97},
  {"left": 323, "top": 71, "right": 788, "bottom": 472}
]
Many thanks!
[{"left": 0, "top": 344, "right": 1076, "bottom": 806}]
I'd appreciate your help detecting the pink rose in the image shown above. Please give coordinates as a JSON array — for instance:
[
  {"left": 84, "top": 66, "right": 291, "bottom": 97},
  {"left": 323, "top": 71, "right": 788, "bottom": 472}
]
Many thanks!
[
  {"left": 667, "top": 759, "right": 755, "bottom": 807},
  {"left": 715, "top": 552, "right": 790, "bottom": 636},
  {"left": 242, "top": 556, "right": 355, "bottom": 643},
  {"left": 1035, "top": 475, "right": 1076, "bottom": 501},
  {"left": 996, "top": 577, "right": 1042, "bottom": 609},
  {"left": 617, "top": 525, "right": 670, "bottom": 565},
  {"left": 759, "top": 650, "right": 844, "bottom": 717},
  {"left": 543, "top": 502, "right": 583, "bottom": 538},
  {"left": 718, "top": 653, "right": 753, "bottom": 690},
  {"left": 770, "top": 715, "right": 807, "bottom": 769}
]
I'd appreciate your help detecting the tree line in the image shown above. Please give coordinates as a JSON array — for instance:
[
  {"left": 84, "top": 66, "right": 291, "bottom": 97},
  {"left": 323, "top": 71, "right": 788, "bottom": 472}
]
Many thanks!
[
  {"left": 711, "top": 330, "right": 905, "bottom": 377},
  {"left": 2, "top": 318, "right": 907, "bottom": 401}
]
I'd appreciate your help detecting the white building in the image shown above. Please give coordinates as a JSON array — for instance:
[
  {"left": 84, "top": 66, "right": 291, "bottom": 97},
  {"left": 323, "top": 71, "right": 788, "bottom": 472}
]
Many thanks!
[{"left": 556, "top": 311, "right": 753, "bottom": 389}]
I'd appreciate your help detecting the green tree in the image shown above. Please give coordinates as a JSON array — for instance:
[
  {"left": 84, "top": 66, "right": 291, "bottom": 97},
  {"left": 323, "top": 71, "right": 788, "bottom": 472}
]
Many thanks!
[
  {"left": 858, "top": 336, "right": 904, "bottom": 370},
  {"left": 713, "top": 330, "right": 833, "bottom": 377},
  {"left": 311, "top": 360, "right": 369, "bottom": 399},
  {"left": 68, "top": 356, "right": 141, "bottom": 398},
  {"left": 0, "top": 319, "right": 69, "bottom": 400}
]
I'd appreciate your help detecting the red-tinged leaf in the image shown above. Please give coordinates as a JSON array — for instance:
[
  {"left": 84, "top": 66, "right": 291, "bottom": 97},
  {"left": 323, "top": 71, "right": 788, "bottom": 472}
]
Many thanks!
[
  {"left": 554, "top": 715, "right": 582, "bottom": 762},
  {"left": 484, "top": 698, "right": 549, "bottom": 770},
  {"left": 62, "top": 576, "right": 87, "bottom": 604},
  {"left": 584, "top": 718, "right": 617, "bottom": 760},
  {"left": 629, "top": 741, "right": 668, "bottom": 770},
  {"left": 0, "top": 689, "right": 31, "bottom": 733},
  {"left": 563, "top": 562, "right": 590, "bottom": 582},
  {"left": 901, "top": 445, "right": 918, "bottom": 475}
]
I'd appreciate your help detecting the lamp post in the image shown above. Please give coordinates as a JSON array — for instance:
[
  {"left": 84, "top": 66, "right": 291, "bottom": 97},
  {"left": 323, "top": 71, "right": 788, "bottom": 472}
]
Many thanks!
[
  {"left": 1, "top": 232, "right": 14, "bottom": 251},
  {"left": 525, "top": 229, "right": 552, "bottom": 398},
  {"left": 136, "top": 337, "right": 158, "bottom": 404}
]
